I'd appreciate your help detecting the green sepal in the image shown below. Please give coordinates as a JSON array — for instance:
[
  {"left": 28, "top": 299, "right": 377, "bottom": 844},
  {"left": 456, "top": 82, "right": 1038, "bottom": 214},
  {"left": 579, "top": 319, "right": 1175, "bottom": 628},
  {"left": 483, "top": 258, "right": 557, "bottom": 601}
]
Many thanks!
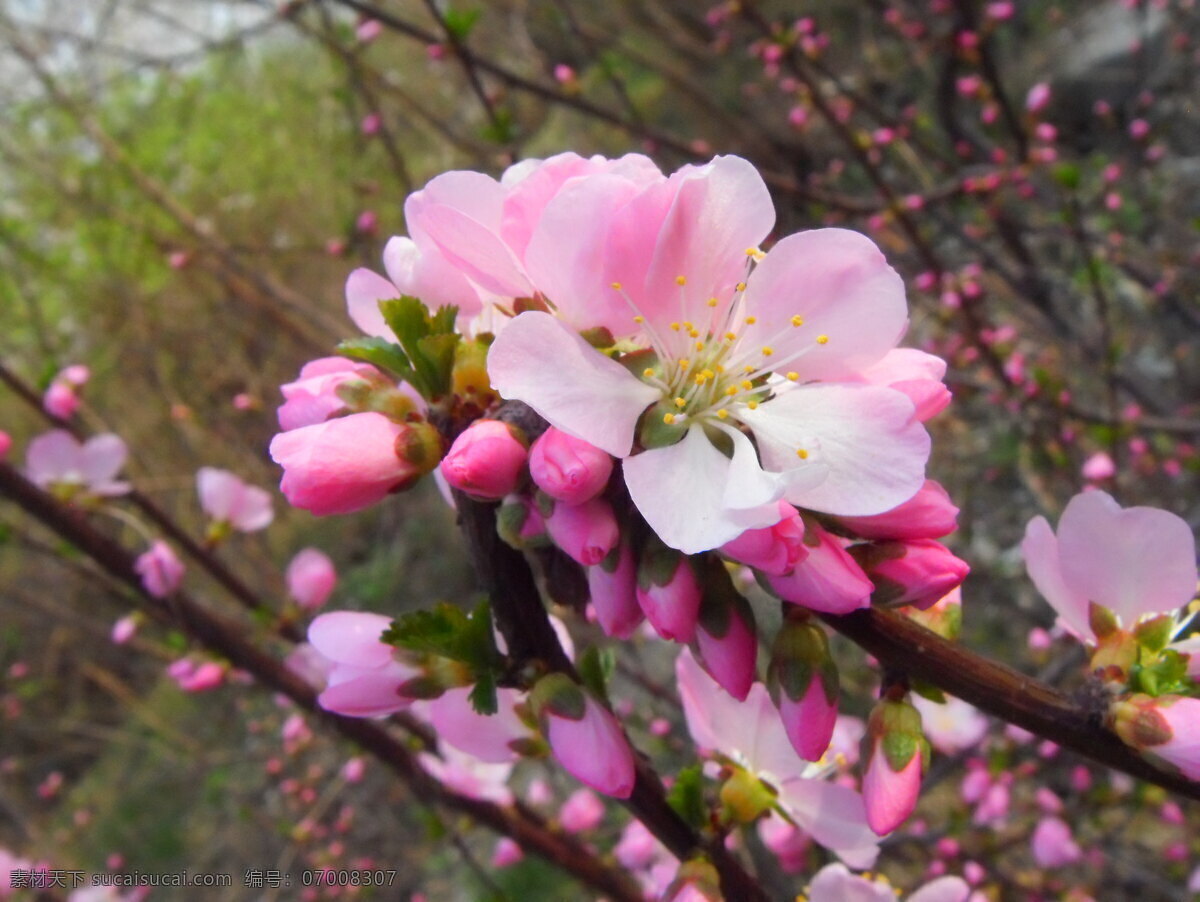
[
  {"left": 529, "top": 672, "right": 587, "bottom": 721},
  {"left": 637, "top": 535, "right": 684, "bottom": 591},
  {"left": 375, "top": 296, "right": 461, "bottom": 399},
  {"left": 579, "top": 326, "right": 616, "bottom": 348},
  {"left": 336, "top": 336, "right": 415, "bottom": 382},
  {"left": 881, "top": 731, "right": 919, "bottom": 773},
  {"left": 1134, "top": 615, "right": 1175, "bottom": 655},
  {"left": 719, "top": 766, "right": 776, "bottom": 824},
  {"left": 911, "top": 679, "right": 947, "bottom": 704},
  {"left": 637, "top": 401, "right": 689, "bottom": 450},
  {"left": 577, "top": 646, "right": 616, "bottom": 705},
  {"left": 1089, "top": 602, "right": 1119, "bottom": 640},
  {"left": 1133, "top": 649, "right": 1193, "bottom": 698},
  {"left": 666, "top": 764, "right": 708, "bottom": 829},
  {"left": 768, "top": 619, "right": 836, "bottom": 704}
]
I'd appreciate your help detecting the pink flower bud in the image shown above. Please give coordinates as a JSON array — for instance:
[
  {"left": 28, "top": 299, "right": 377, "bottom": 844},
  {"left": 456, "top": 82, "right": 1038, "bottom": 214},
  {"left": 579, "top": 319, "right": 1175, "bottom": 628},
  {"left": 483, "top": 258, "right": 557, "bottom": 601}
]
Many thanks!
[
  {"left": 766, "top": 524, "right": 873, "bottom": 614},
  {"left": 1031, "top": 816, "right": 1082, "bottom": 867},
  {"left": 862, "top": 697, "right": 928, "bottom": 834},
  {"left": 0, "top": 431, "right": 11, "bottom": 459},
  {"left": 361, "top": 112, "right": 382, "bottom": 135},
  {"left": 175, "top": 660, "right": 225, "bottom": 693},
  {"left": 110, "top": 614, "right": 138, "bottom": 645},
  {"left": 356, "top": 19, "right": 382, "bottom": 42},
  {"left": 720, "top": 501, "right": 807, "bottom": 575},
  {"left": 637, "top": 547, "right": 702, "bottom": 642},
  {"left": 491, "top": 837, "right": 523, "bottom": 868},
  {"left": 307, "top": 611, "right": 420, "bottom": 717},
  {"left": 838, "top": 480, "right": 959, "bottom": 540},
  {"left": 692, "top": 585, "right": 758, "bottom": 701},
  {"left": 769, "top": 619, "right": 839, "bottom": 761},
  {"left": 60, "top": 365, "right": 90, "bottom": 386},
  {"left": 287, "top": 548, "right": 338, "bottom": 609},
  {"left": 528, "top": 427, "right": 613, "bottom": 505},
  {"left": 1026, "top": 82, "right": 1051, "bottom": 113},
  {"left": 856, "top": 539, "right": 970, "bottom": 610},
  {"left": 277, "top": 357, "right": 383, "bottom": 431},
  {"left": 271, "top": 412, "right": 435, "bottom": 515},
  {"left": 559, "top": 788, "right": 605, "bottom": 833},
  {"left": 545, "top": 496, "right": 619, "bottom": 566},
  {"left": 553, "top": 64, "right": 576, "bottom": 84},
  {"left": 587, "top": 543, "right": 644, "bottom": 639},
  {"left": 1081, "top": 451, "right": 1116, "bottom": 481},
  {"left": 531, "top": 674, "right": 636, "bottom": 798},
  {"left": 1113, "top": 695, "right": 1200, "bottom": 780},
  {"left": 440, "top": 420, "right": 528, "bottom": 501},
  {"left": 43, "top": 382, "right": 79, "bottom": 419},
  {"left": 135, "top": 540, "right": 185, "bottom": 598}
]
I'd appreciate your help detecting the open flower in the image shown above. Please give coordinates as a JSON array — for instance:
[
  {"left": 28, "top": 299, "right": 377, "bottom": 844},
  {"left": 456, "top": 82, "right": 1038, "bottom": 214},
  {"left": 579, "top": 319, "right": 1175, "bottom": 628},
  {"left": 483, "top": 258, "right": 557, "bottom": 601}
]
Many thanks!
[
  {"left": 25, "top": 430, "right": 130, "bottom": 499},
  {"left": 488, "top": 156, "right": 931, "bottom": 553}
]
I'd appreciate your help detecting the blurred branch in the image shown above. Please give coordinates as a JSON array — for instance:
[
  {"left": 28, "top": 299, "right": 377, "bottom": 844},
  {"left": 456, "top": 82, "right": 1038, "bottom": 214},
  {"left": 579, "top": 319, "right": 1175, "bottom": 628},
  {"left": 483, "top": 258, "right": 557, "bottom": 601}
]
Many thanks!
[{"left": 0, "top": 460, "right": 644, "bottom": 902}]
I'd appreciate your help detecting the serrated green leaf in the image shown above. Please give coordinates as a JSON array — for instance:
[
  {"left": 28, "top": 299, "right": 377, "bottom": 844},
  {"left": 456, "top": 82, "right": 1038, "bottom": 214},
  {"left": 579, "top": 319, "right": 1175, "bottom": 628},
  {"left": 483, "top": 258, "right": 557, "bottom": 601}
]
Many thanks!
[
  {"left": 667, "top": 764, "right": 707, "bottom": 829},
  {"left": 1135, "top": 649, "right": 1193, "bottom": 697},
  {"left": 337, "top": 336, "right": 414, "bottom": 382},
  {"left": 413, "top": 333, "right": 458, "bottom": 399},
  {"left": 429, "top": 304, "right": 459, "bottom": 335},
  {"left": 468, "top": 672, "right": 498, "bottom": 716}
]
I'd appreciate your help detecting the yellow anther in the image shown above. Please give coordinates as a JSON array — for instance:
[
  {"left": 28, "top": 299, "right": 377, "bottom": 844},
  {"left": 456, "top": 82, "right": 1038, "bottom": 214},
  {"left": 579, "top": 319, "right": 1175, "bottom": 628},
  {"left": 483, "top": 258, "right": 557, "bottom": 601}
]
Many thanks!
[
  {"left": 683, "top": 321, "right": 693, "bottom": 330},
  {"left": 736, "top": 281, "right": 746, "bottom": 291},
  {"left": 633, "top": 315, "right": 644, "bottom": 323},
  {"left": 745, "top": 247, "right": 757, "bottom": 256},
  {"left": 726, "top": 386, "right": 738, "bottom": 396},
  {"left": 695, "top": 341, "right": 705, "bottom": 351},
  {"left": 740, "top": 380, "right": 753, "bottom": 390},
  {"left": 715, "top": 365, "right": 725, "bottom": 373},
  {"left": 706, "top": 297, "right": 719, "bottom": 307},
  {"left": 675, "top": 275, "right": 687, "bottom": 286},
  {"left": 693, "top": 373, "right": 708, "bottom": 386},
  {"left": 679, "top": 359, "right": 690, "bottom": 370},
  {"left": 642, "top": 368, "right": 656, "bottom": 378},
  {"left": 674, "top": 397, "right": 687, "bottom": 409},
  {"left": 701, "top": 369, "right": 714, "bottom": 379},
  {"left": 816, "top": 334, "right": 830, "bottom": 345},
  {"left": 610, "top": 281, "right": 623, "bottom": 290},
  {"left": 747, "top": 400, "right": 759, "bottom": 410},
  {"left": 743, "top": 365, "right": 755, "bottom": 374},
  {"left": 717, "top": 409, "right": 729, "bottom": 419},
  {"left": 796, "top": 448, "right": 809, "bottom": 459},
  {"left": 689, "top": 329, "right": 700, "bottom": 339},
  {"left": 745, "top": 316, "right": 758, "bottom": 325},
  {"left": 762, "top": 346, "right": 774, "bottom": 356},
  {"left": 670, "top": 322, "right": 682, "bottom": 331},
  {"left": 786, "top": 371, "right": 799, "bottom": 381},
  {"left": 725, "top": 331, "right": 737, "bottom": 341},
  {"left": 791, "top": 314, "right": 805, "bottom": 327},
  {"left": 663, "top": 413, "right": 676, "bottom": 425}
]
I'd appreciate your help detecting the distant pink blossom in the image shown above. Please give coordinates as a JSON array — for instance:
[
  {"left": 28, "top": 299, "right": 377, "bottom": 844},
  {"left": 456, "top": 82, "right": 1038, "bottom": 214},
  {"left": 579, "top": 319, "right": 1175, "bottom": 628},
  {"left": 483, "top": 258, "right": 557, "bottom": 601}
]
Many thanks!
[
  {"left": 197, "top": 467, "right": 274, "bottom": 532},
  {"left": 286, "top": 548, "right": 338, "bottom": 609},
  {"left": 806, "top": 864, "right": 969, "bottom": 902},
  {"left": 418, "top": 745, "right": 514, "bottom": 805},
  {"left": 135, "top": 540, "right": 185, "bottom": 598},
  {"left": 1031, "top": 816, "right": 1083, "bottom": 867},
  {"left": 1025, "top": 83, "right": 1051, "bottom": 113},
  {"left": 559, "top": 788, "right": 605, "bottom": 833},
  {"left": 25, "top": 430, "right": 130, "bottom": 498},
  {"left": 307, "top": 611, "right": 420, "bottom": 717},
  {"left": 1081, "top": 451, "right": 1116, "bottom": 481}
]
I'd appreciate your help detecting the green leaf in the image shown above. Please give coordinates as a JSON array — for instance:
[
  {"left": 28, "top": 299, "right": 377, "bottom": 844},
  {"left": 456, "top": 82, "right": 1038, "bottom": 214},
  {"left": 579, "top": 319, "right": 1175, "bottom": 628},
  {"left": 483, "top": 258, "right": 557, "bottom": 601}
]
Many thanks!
[
  {"left": 383, "top": 599, "right": 499, "bottom": 672},
  {"left": 468, "top": 671, "right": 498, "bottom": 716},
  {"left": 667, "top": 764, "right": 708, "bottom": 829},
  {"left": 336, "top": 336, "right": 414, "bottom": 382},
  {"left": 412, "top": 333, "right": 458, "bottom": 399},
  {"left": 911, "top": 679, "right": 947, "bottom": 704},
  {"left": 376, "top": 296, "right": 460, "bottom": 398},
  {"left": 480, "top": 107, "right": 517, "bottom": 145},
  {"left": 442, "top": 7, "right": 481, "bottom": 41},
  {"left": 1134, "top": 649, "right": 1193, "bottom": 697}
]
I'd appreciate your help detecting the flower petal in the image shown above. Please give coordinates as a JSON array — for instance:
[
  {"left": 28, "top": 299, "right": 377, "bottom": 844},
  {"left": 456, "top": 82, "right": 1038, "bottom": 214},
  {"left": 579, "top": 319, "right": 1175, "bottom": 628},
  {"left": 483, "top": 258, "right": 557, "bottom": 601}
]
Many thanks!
[
  {"left": 345, "top": 267, "right": 399, "bottom": 339},
  {"left": 778, "top": 779, "right": 881, "bottom": 868},
  {"left": 26, "top": 430, "right": 82, "bottom": 484},
  {"left": 79, "top": 434, "right": 128, "bottom": 485},
  {"left": 743, "top": 384, "right": 929, "bottom": 516},
  {"left": 1056, "top": 491, "right": 1199, "bottom": 626},
  {"left": 740, "top": 229, "right": 908, "bottom": 381},
  {"left": 308, "top": 611, "right": 394, "bottom": 667},
  {"left": 382, "top": 236, "right": 483, "bottom": 317},
  {"left": 1020, "top": 515, "right": 1091, "bottom": 639},
  {"left": 624, "top": 425, "right": 785, "bottom": 554},
  {"left": 487, "top": 311, "right": 658, "bottom": 457}
]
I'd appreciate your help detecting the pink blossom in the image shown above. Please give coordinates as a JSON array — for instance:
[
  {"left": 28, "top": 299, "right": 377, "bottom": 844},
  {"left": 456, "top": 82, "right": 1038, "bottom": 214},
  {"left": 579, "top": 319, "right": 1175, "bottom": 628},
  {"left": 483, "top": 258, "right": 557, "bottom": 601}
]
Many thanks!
[
  {"left": 424, "top": 685, "right": 530, "bottom": 763},
  {"left": 677, "top": 650, "right": 880, "bottom": 867},
  {"left": 720, "top": 501, "right": 807, "bottom": 575},
  {"left": 1031, "top": 816, "right": 1083, "bottom": 867},
  {"left": 779, "top": 675, "right": 838, "bottom": 762},
  {"left": 912, "top": 693, "right": 989, "bottom": 755},
  {"left": 863, "top": 744, "right": 921, "bottom": 835},
  {"left": 859, "top": 539, "right": 970, "bottom": 610},
  {"left": 168, "top": 659, "right": 225, "bottom": 692},
  {"left": 1025, "top": 83, "right": 1051, "bottom": 113},
  {"left": 197, "top": 467, "right": 273, "bottom": 533},
  {"left": 286, "top": 548, "right": 338, "bottom": 609},
  {"left": 440, "top": 420, "right": 528, "bottom": 501},
  {"left": 270, "top": 412, "right": 429, "bottom": 516},
  {"left": 0, "top": 431, "right": 10, "bottom": 460},
  {"left": 277, "top": 357, "right": 382, "bottom": 431},
  {"left": 43, "top": 382, "right": 80, "bottom": 419},
  {"left": 419, "top": 745, "right": 513, "bottom": 805},
  {"left": 559, "top": 788, "right": 605, "bottom": 833},
  {"left": 1113, "top": 695, "right": 1200, "bottom": 780},
  {"left": 637, "top": 552, "right": 702, "bottom": 642},
  {"left": 1129, "top": 118, "right": 1150, "bottom": 140},
  {"left": 361, "top": 112, "right": 382, "bottom": 135},
  {"left": 806, "top": 864, "right": 969, "bottom": 902},
  {"left": 487, "top": 156, "right": 931, "bottom": 554},
  {"left": 25, "top": 430, "right": 130, "bottom": 497},
  {"left": 839, "top": 480, "right": 959, "bottom": 540},
  {"left": 355, "top": 19, "right": 382, "bottom": 42},
  {"left": 766, "top": 523, "right": 873, "bottom": 614},
  {"left": 134, "top": 540, "right": 185, "bottom": 598},
  {"left": 1081, "top": 451, "right": 1115, "bottom": 481},
  {"left": 852, "top": 348, "right": 951, "bottom": 421},
  {"left": 532, "top": 674, "right": 635, "bottom": 798},
  {"left": 586, "top": 542, "right": 644, "bottom": 639},
  {"left": 491, "top": 838, "right": 523, "bottom": 868},
  {"left": 110, "top": 614, "right": 138, "bottom": 645},
  {"left": 355, "top": 210, "right": 378, "bottom": 235},
  {"left": 307, "top": 611, "right": 420, "bottom": 717},
  {"left": 552, "top": 64, "right": 576, "bottom": 84},
  {"left": 528, "top": 427, "right": 613, "bottom": 504},
  {"left": 545, "top": 496, "right": 619, "bottom": 566},
  {"left": 1021, "top": 491, "right": 1198, "bottom": 640},
  {"left": 692, "top": 590, "right": 757, "bottom": 701}
]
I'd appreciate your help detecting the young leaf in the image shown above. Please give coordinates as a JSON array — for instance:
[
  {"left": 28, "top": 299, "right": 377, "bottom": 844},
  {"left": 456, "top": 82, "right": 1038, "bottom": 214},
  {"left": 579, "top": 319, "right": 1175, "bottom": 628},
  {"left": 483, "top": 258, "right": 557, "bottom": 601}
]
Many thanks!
[
  {"left": 336, "top": 337, "right": 414, "bottom": 382},
  {"left": 667, "top": 765, "right": 708, "bottom": 829}
]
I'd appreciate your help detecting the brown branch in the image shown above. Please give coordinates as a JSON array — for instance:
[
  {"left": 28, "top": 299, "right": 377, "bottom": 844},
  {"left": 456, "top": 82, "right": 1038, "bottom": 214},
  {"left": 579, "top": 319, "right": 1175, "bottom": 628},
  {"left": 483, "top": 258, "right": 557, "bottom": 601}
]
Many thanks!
[
  {"left": 821, "top": 606, "right": 1200, "bottom": 803},
  {"left": 0, "top": 460, "right": 643, "bottom": 902}
]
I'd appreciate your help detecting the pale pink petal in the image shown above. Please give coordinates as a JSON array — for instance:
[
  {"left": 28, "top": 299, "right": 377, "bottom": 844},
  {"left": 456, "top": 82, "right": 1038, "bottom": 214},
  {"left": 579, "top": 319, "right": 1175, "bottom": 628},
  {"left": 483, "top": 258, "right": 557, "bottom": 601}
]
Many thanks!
[
  {"left": 345, "top": 268, "right": 399, "bottom": 339},
  {"left": 318, "top": 661, "right": 413, "bottom": 718},
  {"left": 644, "top": 156, "right": 775, "bottom": 318},
  {"left": 381, "top": 236, "right": 483, "bottom": 317},
  {"left": 228, "top": 482, "right": 274, "bottom": 532},
  {"left": 308, "top": 611, "right": 394, "bottom": 668},
  {"left": 26, "top": 430, "right": 82, "bottom": 484},
  {"left": 1057, "top": 491, "right": 1198, "bottom": 625},
  {"left": 907, "top": 877, "right": 971, "bottom": 902},
  {"left": 624, "top": 425, "right": 786, "bottom": 554},
  {"left": 196, "top": 467, "right": 241, "bottom": 521},
  {"left": 779, "top": 780, "right": 881, "bottom": 869},
  {"left": 743, "top": 384, "right": 929, "bottom": 516},
  {"left": 427, "top": 686, "right": 529, "bottom": 763},
  {"left": 767, "top": 526, "right": 873, "bottom": 614},
  {"left": 499, "top": 151, "right": 593, "bottom": 258},
  {"left": 1021, "top": 515, "right": 1091, "bottom": 639},
  {"left": 740, "top": 229, "right": 908, "bottom": 381},
  {"left": 418, "top": 746, "right": 514, "bottom": 805},
  {"left": 524, "top": 173, "right": 648, "bottom": 334},
  {"left": 806, "top": 864, "right": 893, "bottom": 902},
  {"left": 487, "top": 311, "right": 658, "bottom": 457}
]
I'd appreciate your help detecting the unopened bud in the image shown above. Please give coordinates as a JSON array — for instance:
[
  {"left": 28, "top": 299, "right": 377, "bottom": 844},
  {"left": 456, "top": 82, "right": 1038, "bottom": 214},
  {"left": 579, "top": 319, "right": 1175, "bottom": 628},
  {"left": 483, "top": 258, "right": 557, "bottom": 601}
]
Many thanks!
[
  {"left": 768, "top": 617, "right": 839, "bottom": 761},
  {"left": 853, "top": 539, "right": 970, "bottom": 610},
  {"left": 720, "top": 501, "right": 807, "bottom": 575},
  {"left": 544, "top": 496, "right": 620, "bottom": 566},
  {"left": 861, "top": 696, "right": 929, "bottom": 834},
  {"left": 587, "top": 543, "right": 644, "bottom": 639},
  {"left": 637, "top": 541, "right": 702, "bottom": 642},
  {"left": 529, "top": 427, "right": 614, "bottom": 505},
  {"left": 692, "top": 562, "right": 758, "bottom": 701},
  {"left": 439, "top": 419, "right": 527, "bottom": 500},
  {"left": 530, "top": 674, "right": 636, "bottom": 798}
]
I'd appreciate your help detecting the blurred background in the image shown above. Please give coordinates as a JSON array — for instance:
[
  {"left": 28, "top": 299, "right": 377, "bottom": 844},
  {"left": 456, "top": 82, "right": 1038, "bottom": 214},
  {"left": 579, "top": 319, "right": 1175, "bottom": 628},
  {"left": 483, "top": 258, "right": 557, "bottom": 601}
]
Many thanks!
[{"left": 0, "top": 0, "right": 1198, "bottom": 898}]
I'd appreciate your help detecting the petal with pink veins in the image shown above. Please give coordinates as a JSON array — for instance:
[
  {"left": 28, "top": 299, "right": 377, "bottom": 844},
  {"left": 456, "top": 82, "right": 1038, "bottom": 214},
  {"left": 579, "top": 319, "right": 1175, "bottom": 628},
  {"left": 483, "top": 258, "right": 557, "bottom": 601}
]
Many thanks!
[{"left": 487, "top": 311, "right": 658, "bottom": 457}]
